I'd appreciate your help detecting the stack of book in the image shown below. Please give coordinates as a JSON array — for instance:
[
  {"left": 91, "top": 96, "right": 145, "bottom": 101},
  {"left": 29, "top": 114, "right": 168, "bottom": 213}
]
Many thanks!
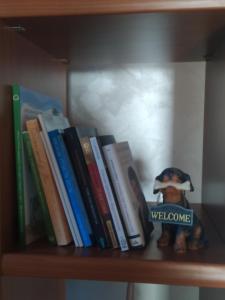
[{"left": 12, "top": 85, "right": 154, "bottom": 251}]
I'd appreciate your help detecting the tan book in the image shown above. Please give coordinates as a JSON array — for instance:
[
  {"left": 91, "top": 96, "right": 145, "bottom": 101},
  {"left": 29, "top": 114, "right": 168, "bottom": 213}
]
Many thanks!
[{"left": 26, "top": 119, "right": 72, "bottom": 246}]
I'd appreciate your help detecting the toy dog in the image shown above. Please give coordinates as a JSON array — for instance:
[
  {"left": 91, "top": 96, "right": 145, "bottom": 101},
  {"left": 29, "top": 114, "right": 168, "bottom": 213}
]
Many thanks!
[{"left": 153, "top": 168, "right": 207, "bottom": 253}]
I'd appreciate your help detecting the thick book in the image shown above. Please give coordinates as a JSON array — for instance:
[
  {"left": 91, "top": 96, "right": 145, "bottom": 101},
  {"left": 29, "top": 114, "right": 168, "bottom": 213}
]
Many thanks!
[
  {"left": 12, "top": 84, "right": 63, "bottom": 246},
  {"left": 80, "top": 137, "right": 118, "bottom": 249},
  {"left": 63, "top": 127, "right": 108, "bottom": 249},
  {"left": 22, "top": 131, "right": 56, "bottom": 245},
  {"left": 48, "top": 129, "right": 93, "bottom": 247},
  {"left": 90, "top": 136, "right": 129, "bottom": 251},
  {"left": 26, "top": 119, "right": 72, "bottom": 246},
  {"left": 103, "top": 142, "right": 154, "bottom": 248},
  {"left": 38, "top": 111, "right": 83, "bottom": 247}
]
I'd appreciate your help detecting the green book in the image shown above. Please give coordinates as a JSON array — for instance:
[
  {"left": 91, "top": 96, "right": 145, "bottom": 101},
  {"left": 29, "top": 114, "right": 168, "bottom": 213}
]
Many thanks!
[
  {"left": 12, "top": 84, "right": 25, "bottom": 246},
  {"left": 12, "top": 84, "right": 63, "bottom": 245},
  {"left": 22, "top": 132, "right": 56, "bottom": 245}
]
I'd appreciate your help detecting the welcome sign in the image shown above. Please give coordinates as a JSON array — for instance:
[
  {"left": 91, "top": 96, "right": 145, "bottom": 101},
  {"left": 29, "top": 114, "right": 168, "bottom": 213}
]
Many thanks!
[{"left": 149, "top": 204, "right": 193, "bottom": 226}]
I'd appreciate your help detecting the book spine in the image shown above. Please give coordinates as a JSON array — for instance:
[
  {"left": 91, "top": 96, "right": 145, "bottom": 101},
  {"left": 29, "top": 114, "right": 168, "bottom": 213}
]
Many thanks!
[
  {"left": 22, "top": 132, "right": 56, "bottom": 245},
  {"left": 26, "top": 119, "right": 72, "bottom": 246},
  {"left": 12, "top": 84, "right": 25, "bottom": 246},
  {"left": 38, "top": 115, "right": 83, "bottom": 247},
  {"left": 48, "top": 130, "right": 93, "bottom": 247},
  {"left": 80, "top": 137, "right": 118, "bottom": 249},
  {"left": 63, "top": 128, "right": 108, "bottom": 249},
  {"left": 90, "top": 137, "right": 129, "bottom": 251},
  {"left": 103, "top": 145, "right": 144, "bottom": 248}
]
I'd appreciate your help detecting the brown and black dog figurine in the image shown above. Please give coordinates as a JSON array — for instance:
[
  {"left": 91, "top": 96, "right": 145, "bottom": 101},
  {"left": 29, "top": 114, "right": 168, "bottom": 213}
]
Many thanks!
[{"left": 153, "top": 168, "right": 207, "bottom": 253}]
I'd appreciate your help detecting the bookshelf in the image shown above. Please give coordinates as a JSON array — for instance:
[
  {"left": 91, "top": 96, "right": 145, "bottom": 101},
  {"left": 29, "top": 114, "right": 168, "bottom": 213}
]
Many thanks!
[
  {"left": 2, "top": 205, "right": 225, "bottom": 288},
  {"left": 1, "top": 0, "right": 225, "bottom": 291}
]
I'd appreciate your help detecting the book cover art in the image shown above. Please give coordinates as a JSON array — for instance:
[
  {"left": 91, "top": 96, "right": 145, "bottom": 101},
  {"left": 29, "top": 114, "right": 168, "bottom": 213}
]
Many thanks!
[
  {"left": 12, "top": 84, "right": 62, "bottom": 245},
  {"left": 103, "top": 142, "right": 153, "bottom": 248}
]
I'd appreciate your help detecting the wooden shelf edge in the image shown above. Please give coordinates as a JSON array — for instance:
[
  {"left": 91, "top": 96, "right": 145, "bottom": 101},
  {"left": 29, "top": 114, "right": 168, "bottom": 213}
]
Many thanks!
[
  {"left": 2, "top": 253, "right": 225, "bottom": 288},
  {"left": 1, "top": 0, "right": 225, "bottom": 18}
]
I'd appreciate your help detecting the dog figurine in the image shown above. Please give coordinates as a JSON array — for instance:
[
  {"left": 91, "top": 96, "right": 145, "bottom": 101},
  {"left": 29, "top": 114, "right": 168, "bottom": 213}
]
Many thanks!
[{"left": 153, "top": 168, "right": 206, "bottom": 253}]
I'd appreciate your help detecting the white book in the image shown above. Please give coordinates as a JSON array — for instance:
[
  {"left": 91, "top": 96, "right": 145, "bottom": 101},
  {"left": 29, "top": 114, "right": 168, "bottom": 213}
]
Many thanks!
[
  {"left": 90, "top": 137, "right": 129, "bottom": 251},
  {"left": 103, "top": 142, "right": 148, "bottom": 248},
  {"left": 38, "top": 109, "right": 83, "bottom": 247}
]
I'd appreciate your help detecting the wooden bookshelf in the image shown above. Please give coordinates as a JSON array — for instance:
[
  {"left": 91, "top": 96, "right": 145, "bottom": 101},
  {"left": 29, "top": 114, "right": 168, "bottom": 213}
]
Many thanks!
[
  {"left": 0, "top": 0, "right": 225, "bottom": 18},
  {"left": 1, "top": 1, "right": 225, "bottom": 293},
  {"left": 1, "top": 205, "right": 225, "bottom": 288}
]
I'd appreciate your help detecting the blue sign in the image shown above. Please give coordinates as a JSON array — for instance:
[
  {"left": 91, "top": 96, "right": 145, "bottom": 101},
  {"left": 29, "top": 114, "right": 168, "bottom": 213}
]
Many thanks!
[{"left": 149, "top": 204, "right": 193, "bottom": 226}]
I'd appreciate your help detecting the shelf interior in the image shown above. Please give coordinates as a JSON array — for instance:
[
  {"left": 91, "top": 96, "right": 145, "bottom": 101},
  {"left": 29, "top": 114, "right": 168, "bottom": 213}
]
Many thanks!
[
  {"left": 2, "top": 204, "right": 225, "bottom": 288},
  {"left": 4, "top": 11, "right": 225, "bottom": 65}
]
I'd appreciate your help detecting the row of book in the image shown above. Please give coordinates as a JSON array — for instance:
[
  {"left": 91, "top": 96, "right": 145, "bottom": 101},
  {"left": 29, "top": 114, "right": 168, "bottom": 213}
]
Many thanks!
[{"left": 12, "top": 85, "right": 153, "bottom": 251}]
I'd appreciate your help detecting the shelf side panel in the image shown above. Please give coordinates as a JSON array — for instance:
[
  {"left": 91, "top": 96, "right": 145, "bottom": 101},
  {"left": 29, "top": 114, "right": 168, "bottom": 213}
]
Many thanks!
[
  {"left": 202, "top": 42, "right": 225, "bottom": 241},
  {"left": 0, "top": 21, "right": 67, "bottom": 256}
]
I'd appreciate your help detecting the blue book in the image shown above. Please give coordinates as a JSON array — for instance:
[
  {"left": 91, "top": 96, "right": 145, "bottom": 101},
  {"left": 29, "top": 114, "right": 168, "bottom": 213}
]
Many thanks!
[{"left": 48, "top": 129, "right": 93, "bottom": 247}]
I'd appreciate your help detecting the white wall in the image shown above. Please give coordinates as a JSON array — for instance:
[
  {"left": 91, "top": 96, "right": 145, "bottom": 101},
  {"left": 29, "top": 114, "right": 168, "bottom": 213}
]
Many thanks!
[
  {"left": 67, "top": 61, "right": 205, "bottom": 300},
  {"left": 69, "top": 62, "right": 205, "bottom": 203}
]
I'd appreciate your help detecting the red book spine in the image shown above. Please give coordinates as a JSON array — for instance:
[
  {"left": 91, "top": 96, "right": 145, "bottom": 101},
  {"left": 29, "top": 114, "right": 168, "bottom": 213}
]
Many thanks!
[{"left": 80, "top": 137, "right": 118, "bottom": 248}]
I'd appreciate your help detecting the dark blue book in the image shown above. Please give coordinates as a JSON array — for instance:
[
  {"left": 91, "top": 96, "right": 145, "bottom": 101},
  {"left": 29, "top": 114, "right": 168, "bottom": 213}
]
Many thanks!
[
  {"left": 48, "top": 129, "right": 93, "bottom": 247},
  {"left": 63, "top": 127, "right": 109, "bottom": 249}
]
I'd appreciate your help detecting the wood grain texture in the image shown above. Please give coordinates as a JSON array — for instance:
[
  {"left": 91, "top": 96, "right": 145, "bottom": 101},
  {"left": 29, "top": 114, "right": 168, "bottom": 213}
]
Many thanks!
[
  {"left": 1, "top": 0, "right": 225, "bottom": 18},
  {"left": 202, "top": 36, "right": 225, "bottom": 243},
  {"left": 2, "top": 205, "right": 225, "bottom": 288},
  {"left": 5, "top": 11, "right": 225, "bottom": 64},
  {"left": 1, "top": 277, "right": 66, "bottom": 300},
  {"left": 0, "top": 21, "right": 67, "bottom": 256}
]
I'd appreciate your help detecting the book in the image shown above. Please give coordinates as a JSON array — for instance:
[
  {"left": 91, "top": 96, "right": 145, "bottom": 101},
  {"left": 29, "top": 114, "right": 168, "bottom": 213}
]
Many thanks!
[
  {"left": 22, "top": 131, "right": 56, "bottom": 245},
  {"left": 26, "top": 119, "right": 72, "bottom": 246},
  {"left": 80, "top": 136, "right": 118, "bottom": 249},
  {"left": 38, "top": 110, "right": 83, "bottom": 247},
  {"left": 90, "top": 136, "right": 129, "bottom": 251},
  {"left": 63, "top": 127, "right": 108, "bottom": 249},
  {"left": 12, "top": 84, "right": 63, "bottom": 245},
  {"left": 103, "top": 142, "right": 154, "bottom": 248},
  {"left": 76, "top": 126, "right": 98, "bottom": 139},
  {"left": 48, "top": 129, "right": 93, "bottom": 247}
]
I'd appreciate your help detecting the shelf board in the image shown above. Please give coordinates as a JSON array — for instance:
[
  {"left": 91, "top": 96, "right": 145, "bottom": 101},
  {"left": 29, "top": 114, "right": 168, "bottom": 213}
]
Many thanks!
[
  {"left": 5, "top": 12, "right": 225, "bottom": 64},
  {"left": 0, "top": 0, "right": 225, "bottom": 18},
  {"left": 2, "top": 205, "right": 225, "bottom": 287}
]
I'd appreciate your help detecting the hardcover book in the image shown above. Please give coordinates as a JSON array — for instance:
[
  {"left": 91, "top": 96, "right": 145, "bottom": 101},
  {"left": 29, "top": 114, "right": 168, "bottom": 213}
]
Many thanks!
[
  {"left": 80, "top": 136, "right": 118, "bottom": 248},
  {"left": 12, "top": 84, "right": 63, "bottom": 245},
  {"left": 22, "top": 131, "right": 56, "bottom": 245},
  {"left": 26, "top": 119, "right": 72, "bottom": 246},
  {"left": 63, "top": 127, "right": 108, "bottom": 249},
  {"left": 48, "top": 129, "right": 93, "bottom": 247},
  {"left": 103, "top": 142, "right": 154, "bottom": 248},
  {"left": 90, "top": 136, "right": 129, "bottom": 251},
  {"left": 38, "top": 110, "right": 83, "bottom": 247}
]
